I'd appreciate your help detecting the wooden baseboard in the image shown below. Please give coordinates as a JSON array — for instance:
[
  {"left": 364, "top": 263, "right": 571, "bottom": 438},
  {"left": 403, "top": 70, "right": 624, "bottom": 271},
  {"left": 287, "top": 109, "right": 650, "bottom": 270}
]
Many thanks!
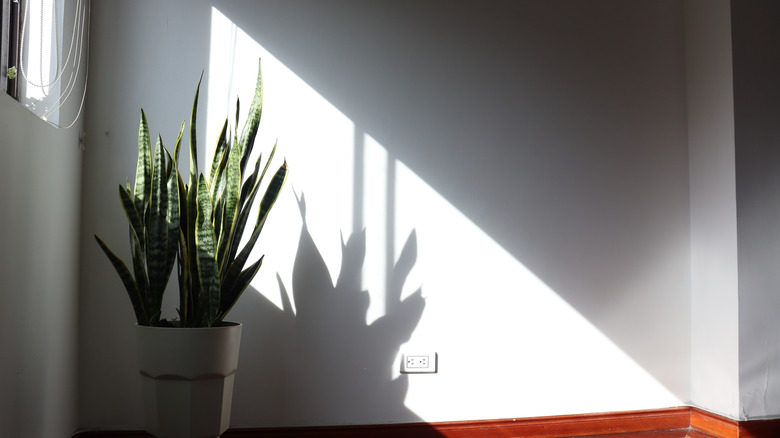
[
  {"left": 690, "top": 408, "right": 780, "bottom": 438},
  {"left": 72, "top": 407, "right": 780, "bottom": 438},
  {"left": 691, "top": 408, "right": 739, "bottom": 437},
  {"left": 223, "top": 408, "right": 691, "bottom": 437}
]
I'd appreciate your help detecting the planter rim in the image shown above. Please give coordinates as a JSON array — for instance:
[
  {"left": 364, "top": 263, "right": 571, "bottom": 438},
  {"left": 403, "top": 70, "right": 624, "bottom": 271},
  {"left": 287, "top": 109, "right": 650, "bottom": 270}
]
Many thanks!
[{"left": 135, "top": 321, "right": 242, "bottom": 330}]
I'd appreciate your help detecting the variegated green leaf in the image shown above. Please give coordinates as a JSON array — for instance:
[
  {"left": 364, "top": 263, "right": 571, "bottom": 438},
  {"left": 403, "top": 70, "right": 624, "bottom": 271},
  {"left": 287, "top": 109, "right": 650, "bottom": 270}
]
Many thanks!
[
  {"left": 118, "top": 185, "right": 144, "bottom": 246},
  {"left": 235, "top": 97, "right": 240, "bottom": 137},
  {"left": 228, "top": 142, "right": 277, "bottom": 265},
  {"left": 238, "top": 140, "right": 276, "bottom": 219},
  {"left": 95, "top": 235, "right": 149, "bottom": 325},
  {"left": 195, "top": 175, "right": 220, "bottom": 326},
  {"left": 128, "top": 217, "right": 151, "bottom": 318},
  {"left": 209, "top": 120, "right": 228, "bottom": 193},
  {"left": 226, "top": 149, "right": 265, "bottom": 267},
  {"left": 189, "top": 73, "right": 203, "bottom": 187},
  {"left": 173, "top": 120, "right": 185, "bottom": 167},
  {"left": 213, "top": 197, "right": 226, "bottom": 255},
  {"left": 257, "top": 162, "right": 288, "bottom": 230},
  {"left": 211, "top": 135, "right": 230, "bottom": 213},
  {"left": 222, "top": 162, "right": 287, "bottom": 295},
  {"left": 134, "top": 110, "right": 152, "bottom": 215},
  {"left": 101, "top": 60, "right": 286, "bottom": 328},
  {"left": 217, "top": 141, "right": 242, "bottom": 268},
  {"left": 238, "top": 60, "right": 263, "bottom": 176},
  {"left": 186, "top": 175, "right": 200, "bottom": 297},
  {"left": 166, "top": 153, "right": 180, "bottom": 283},
  {"left": 147, "top": 136, "right": 171, "bottom": 302},
  {"left": 218, "top": 256, "right": 263, "bottom": 323}
]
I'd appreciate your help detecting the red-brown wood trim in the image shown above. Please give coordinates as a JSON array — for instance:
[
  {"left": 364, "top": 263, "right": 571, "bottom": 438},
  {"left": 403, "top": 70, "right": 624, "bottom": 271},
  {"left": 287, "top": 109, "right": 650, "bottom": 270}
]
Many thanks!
[
  {"left": 73, "top": 408, "right": 690, "bottom": 438},
  {"left": 689, "top": 407, "right": 780, "bottom": 438},
  {"left": 70, "top": 407, "right": 780, "bottom": 438},
  {"left": 224, "top": 408, "right": 691, "bottom": 437},
  {"left": 690, "top": 408, "right": 739, "bottom": 437}
]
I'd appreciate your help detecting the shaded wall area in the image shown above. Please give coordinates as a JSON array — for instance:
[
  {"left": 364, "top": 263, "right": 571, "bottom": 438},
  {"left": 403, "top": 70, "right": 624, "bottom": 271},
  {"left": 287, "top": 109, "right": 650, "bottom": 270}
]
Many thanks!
[
  {"left": 685, "top": 0, "right": 739, "bottom": 419},
  {"left": 732, "top": 0, "right": 780, "bottom": 420},
  {"left": 0, "top": 93, "right": 82, "bottom": 437}
]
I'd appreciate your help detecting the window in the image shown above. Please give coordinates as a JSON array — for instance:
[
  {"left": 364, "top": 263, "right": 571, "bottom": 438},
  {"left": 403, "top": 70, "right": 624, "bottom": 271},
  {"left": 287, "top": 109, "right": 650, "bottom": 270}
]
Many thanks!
[{"left": 1, "top": 0, "right": 89, "bottom": 128}]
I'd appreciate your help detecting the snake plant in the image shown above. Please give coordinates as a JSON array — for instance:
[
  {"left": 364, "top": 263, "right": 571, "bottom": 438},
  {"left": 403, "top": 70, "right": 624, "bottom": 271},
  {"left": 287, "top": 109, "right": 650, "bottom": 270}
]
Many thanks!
[{"left": 95, "top": 61, "right": 288, "bottom": 327}]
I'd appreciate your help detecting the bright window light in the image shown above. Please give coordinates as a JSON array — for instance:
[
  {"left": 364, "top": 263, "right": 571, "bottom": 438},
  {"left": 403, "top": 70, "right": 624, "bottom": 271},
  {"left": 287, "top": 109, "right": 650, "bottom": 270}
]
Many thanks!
[{"left": 23, "top": 0, "right": 60, "bottom": 122}]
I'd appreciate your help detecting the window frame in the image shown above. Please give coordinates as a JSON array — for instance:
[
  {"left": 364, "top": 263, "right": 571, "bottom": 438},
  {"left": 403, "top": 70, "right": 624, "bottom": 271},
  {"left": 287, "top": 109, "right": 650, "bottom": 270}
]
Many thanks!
[{"left": 2, "top": 0, "right": 20, "bottom": 100}]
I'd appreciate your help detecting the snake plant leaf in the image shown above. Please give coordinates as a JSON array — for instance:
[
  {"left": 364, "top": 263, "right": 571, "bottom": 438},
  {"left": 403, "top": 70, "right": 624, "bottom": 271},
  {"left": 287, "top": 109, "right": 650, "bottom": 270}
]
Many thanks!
[
  {"left": 175, "top": 171, "right": 189, "bottom": 303},
  {"left": 118, "top": 185, "right": 144, "bottom": 246},
  {"left": 257, "top": 162, "right": 288, "bottom": 233},
  {"left": 238, "top": 151, "right": 261, "bottom": 212},
  {"left": 99, "top": 60, "right": 285, "bottom": 328},
  {"left": 212, "top": 129, "right": 232, "bottom": 202},
  {"left": 195, "top": 174, "right": 221, "bottom": 326},
  {"left": 172, "top": 120, "right": 185, "bottom": 172},
  {"left": 225, "top": 136, "right": 242, "bottom": 223},
  {"left": 237, "top": 141, "right": 276, "bottom": 226},
  {"left": 134, "top": 110, "right": 152, "bottom": 215},
  {"left": 235, "top": 98, "right": 240, "bottom": 138},
  {"left": 166, "top": 152, "right": 180, "bottom": 283},
  {"left": 185, "top": 73, "right": 202, "bottom": 303},
  {"left": 238, "top": 60, "right": 263, "bottom": 176},
  {"left": 123, "top": 180, "right": 152, "bottom": 317},
  {"left": 176, "top": 175, "right": 192, "bottom": 324},
  {"left": 147, "top": 136, "right": 172, "bottom": 303},
  {"left": 225, "top": 145, "right": 271, "bottom": 267},
  {"left": 234, "top": 151, "right": 264, "bottom": 235},
  {"left": 210, "top": 140, "right": 230, "bottom": 219},
  {"left": 243, "top": 142, "right": 276, "bottom": 214},
  {"left": 95, "top": 235, "right": 149, "bottom": 325},
  {"left": 128, "top": 214, "right": 152, "bottom": 314},
  {"left": 209, "top": 120, "right": 229, "bottom": 194},
  {"left": 218, "top": 255, "right": 263, "bottom": 323},
  {"left": 216, "top": 141, "right": 242, "bottom": 269},
  {"left": 189, "top": 73, "right": 203, "bottom": 187},
  {"left": 118, "top": 185, "right": 150, "bottom": 317},
  {"left": 234, "top": 105, "right": 239, "bottom": 168},
  {"left": 222, "top": 162, "right": 287, "bottom": 294},
  {"left": 185, "top": 172, "right": 200, "bottom": 306}
]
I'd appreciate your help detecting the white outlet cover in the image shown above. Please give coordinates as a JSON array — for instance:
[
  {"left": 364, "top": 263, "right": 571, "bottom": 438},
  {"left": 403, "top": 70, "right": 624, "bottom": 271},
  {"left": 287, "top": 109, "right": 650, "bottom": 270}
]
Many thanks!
[{"left": 401, "top": 352, "right": 438, "bottom": 373}]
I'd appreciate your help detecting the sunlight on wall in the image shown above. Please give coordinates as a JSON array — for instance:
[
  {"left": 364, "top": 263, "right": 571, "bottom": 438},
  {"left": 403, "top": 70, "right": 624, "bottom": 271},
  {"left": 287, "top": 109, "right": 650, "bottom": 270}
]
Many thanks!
[
  {"left": 362, "top": 134, "right": 390, "bottom": 323},
  {"left": 209, "top": 6, "right": 681, "bottom": 421},
  {"left": 391, "top": 160, "right": 679, "bottom": 419},
  {"left": 208, "top": 8, "right": 355, "bottom": 311}
]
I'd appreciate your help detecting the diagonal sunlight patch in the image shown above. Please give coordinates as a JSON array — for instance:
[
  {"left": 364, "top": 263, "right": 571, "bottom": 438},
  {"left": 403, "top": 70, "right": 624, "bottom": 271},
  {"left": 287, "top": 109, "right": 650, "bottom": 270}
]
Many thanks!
[
  {"left": 391, "top": 159, "right": 680, "bottom": 420},
  {"left": 208, "top": 8, "right": 355, "bottom": 311},
  {"left": 209, "top": 6, "right": 681, "bottom": 424}
]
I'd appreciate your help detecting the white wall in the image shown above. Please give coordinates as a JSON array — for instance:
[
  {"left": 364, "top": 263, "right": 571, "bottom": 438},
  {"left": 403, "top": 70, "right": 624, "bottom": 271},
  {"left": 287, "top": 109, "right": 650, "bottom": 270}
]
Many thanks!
[
  {"left": 77, "top": 1, "right": 214, "bottom": 429},
  {"left": 0, "top": 92, "right": 81, "bottom": 437},
  {"left": 79, "top": 0, "right": 692, "bottom": 429},
  {"left": 732, "top": 0, "right": 780, "bottom": 420},
  {"left": 685, "top": 0, "right": 739, "bottom": 419}
]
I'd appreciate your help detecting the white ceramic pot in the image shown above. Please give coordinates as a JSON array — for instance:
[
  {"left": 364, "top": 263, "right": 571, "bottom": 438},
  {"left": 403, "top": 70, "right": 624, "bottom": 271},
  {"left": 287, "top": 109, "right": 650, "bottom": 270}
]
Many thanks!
[{"left": 136, "top": 322, "right": 242, "bottom": 438}]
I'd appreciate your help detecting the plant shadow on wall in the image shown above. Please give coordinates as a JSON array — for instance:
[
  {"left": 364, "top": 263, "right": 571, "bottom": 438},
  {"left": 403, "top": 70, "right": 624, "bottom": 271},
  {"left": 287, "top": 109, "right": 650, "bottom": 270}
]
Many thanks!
[
  {"left": 212, "top": 0, "right": 692, "bottom": 402},
  {"left": 229, "top": 192, "right": 434, "bottom": 427}
]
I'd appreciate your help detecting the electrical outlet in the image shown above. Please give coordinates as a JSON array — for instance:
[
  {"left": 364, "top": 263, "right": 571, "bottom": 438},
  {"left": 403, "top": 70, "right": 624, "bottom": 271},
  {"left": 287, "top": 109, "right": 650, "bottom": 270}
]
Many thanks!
[{"left": 401, "top": 352, "right": 437, "bottom": 373}]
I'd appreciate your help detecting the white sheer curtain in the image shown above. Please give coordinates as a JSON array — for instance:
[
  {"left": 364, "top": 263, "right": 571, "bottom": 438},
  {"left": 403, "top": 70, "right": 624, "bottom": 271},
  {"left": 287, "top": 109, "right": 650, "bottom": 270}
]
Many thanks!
[{"left": 17, "top": 0, "right": 89, "bottom": 128}]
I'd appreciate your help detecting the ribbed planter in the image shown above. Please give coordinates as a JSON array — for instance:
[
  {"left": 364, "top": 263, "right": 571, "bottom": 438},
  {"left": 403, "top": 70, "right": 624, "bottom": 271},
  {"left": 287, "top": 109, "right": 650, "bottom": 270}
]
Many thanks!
[{"left": 135, "top": 323, "right": 242, "bottom": 438}]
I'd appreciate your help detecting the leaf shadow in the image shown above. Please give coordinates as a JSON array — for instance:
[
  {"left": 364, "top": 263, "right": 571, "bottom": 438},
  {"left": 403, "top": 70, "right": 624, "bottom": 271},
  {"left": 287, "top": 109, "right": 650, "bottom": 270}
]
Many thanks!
[{"left": 229, "top": 192, "right": 432, "bottom": 428}]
